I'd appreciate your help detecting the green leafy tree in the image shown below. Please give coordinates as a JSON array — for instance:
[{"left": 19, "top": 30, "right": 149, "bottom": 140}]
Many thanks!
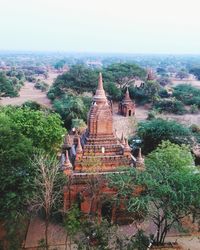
[
  {"left": 137, "top": 118, "right": 192, "bottom": 154},
  {"left": 104, "top": 63, "right": 146, "bottom": 88},
  {"left": 0, "top": 113, "right": 34, "bottom": 221},
  {"left": 0, "top": 72, "right": 18, "bottom": 97},
  {"left": 53, "top": 94, "right": 88, "bottom": 128},
  {"left": 0, "top": 106, "right": 66, "bottom": 152},
  {"left": 189, "top": 67, "right": 200, "bottom": 80},
  {"left": 48, "top": 64, "right": 98, "bottom": 99},
  {"left": 0, "top": 107, "right": 66, "bottom": 248},
  {"left": 173, "top": 84, "right": 200, "bottom": 107},
  {"left": 108, "top": 141, "right": 200, "bottom": 246},
  {"left": 153, "top": 98, "right": 186, "bottom": 114}
]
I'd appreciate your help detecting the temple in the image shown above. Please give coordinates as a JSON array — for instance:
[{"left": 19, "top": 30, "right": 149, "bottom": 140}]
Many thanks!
[
  {"left": 147, "top": 68, "right": 156, "bottom": 81},
  {"left": 62, "top": 73, "right": 136, "bottom": 222},
  {"left": 118, "top": 87, "right": 135, "bottom": 117}
]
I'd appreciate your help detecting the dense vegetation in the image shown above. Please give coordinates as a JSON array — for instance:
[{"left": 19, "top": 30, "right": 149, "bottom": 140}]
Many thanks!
[
  {"left": 48, "top": 63, "right": 146, "bottom": 101},
  {"left": 109, "top": 141, "right": 200, "bottom": 245},
  {"left": 0, "top": 71, "right": 24, "bottom": 97},
  {"left": 173, "top": 84, "right": 200, "bottom": 107},
  {"left": 0, "top": 106, "right": 66, "bottom": 248},
  {"left": 137, "top": 118, "right": 193, "bottom": 153}
]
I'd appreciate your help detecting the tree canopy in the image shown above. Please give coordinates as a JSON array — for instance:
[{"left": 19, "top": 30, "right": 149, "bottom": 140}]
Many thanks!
[
  {"left": 137, "top": 118, "right": 192, "bottom": 154},
  {"left": 48, "top": 63, "right": 146, "bottom": 101},
  {"left": 108, "top": 141, "right": 200, "bottom": 245},
  {"left": 0, "top": 106, "right": 66, "bottom": 152}
]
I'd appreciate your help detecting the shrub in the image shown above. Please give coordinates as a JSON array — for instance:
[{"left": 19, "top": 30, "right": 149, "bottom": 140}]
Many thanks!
[
  {"left": 137, "top": 118, "right": 193, "bottom": 153},
  {"left": 173, "top": 84, "right": 200, "bottom": 107},
  {"left": 35, "top": 81, "right": 49, "bottom": 91},
  {"left": 153, "top": 98, "right": 186, "bottom": 114},
  {"left": 190, "top": 104, "right": 199, "bottom": 114}
]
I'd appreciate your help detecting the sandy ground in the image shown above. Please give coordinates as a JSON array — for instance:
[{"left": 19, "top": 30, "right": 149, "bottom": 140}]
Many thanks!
[
  {"left": 172, "top": 79, "right": 200, "bottom": 89},
  {"left": 0, "top": 72, "right": 59, "bottom": 108},
  {"left": 166, "top": 236, "right": 200, "bottom": 250},
  {"left": 24, "top": 217, "right": 200, "bottom": 250}
]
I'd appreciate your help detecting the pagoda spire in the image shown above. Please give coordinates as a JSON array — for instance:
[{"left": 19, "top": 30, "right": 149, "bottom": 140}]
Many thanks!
[
  {"left": 64, "top": 150, "right": 72, "bottom": 168},
  {"left": 124, "top": 87, "right": 131, "bottom": 101},
  {"left": 136, "top": 148, "right": 145, "bottom": 170},
  {"left": 98, "top": 72, "right": 103, "bottom": 90},
  {"left": 93, "top": 72, "right": 107, "bottom": 102},
  {"left": 76, "top": 136, "right": 83, "bottom": 154},
  {"left": 121, "top": 132, "right": 125, "bottom": 145},
  {"left": 124, "top": 138, "right": 131, "bottom": 154}
]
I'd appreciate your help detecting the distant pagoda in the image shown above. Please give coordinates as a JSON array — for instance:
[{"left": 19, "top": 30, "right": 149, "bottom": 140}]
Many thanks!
[{"left": 118, "top": 87, "right": 135, "bottom": 117}]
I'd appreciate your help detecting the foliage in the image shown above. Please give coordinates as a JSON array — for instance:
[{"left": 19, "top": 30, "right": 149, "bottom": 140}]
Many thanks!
[
  {"left": 0, "top": 71, "right": 19, "bottom": 97},
  {"left": 35, "top": 81, "right": 49, "bottom": 91},
  {"left": 104, "top": 63, "right": 146, "bottom": 88},
  {"left": 53, "top": 94, "right": 89, "bottom": 129},
  {"left": 173, "top": 84, "right": 200, "bottom": 107},
  {"left": 153, "top": 98, "right": 186, "bottom": 114},
  {"left": 137, "top": 118, "right": 192, "bottom": 154},
  {"left": 190, "top": 104, "right": 199, "bottom": 114},
  {"left": 129, "top": 80, "right": 160, "bottom": 104},
  {"left": 71, "top": 118, "right": 86, "bottom": 131},
  {"left": 0, "top": 106, "right": 66, "bottom": 152},
  {"left": 54, "top": 59, "right": 67, "bottom": 69},
  {"left": 22, "top": 100, "right": 44, "bottom": 110},
  {"left": 63, "top": 205, "right": 81, "bottom": 236},
  {"left": 175, "top": 70, "right": 189, "bottom": 79},
  {"left": 189, "top": 67, "right": 200, "bottom": 80},
  {"left": 157, "top": 77, "right": 171, "bottom": 86},
  {"left": 142, "top": 141, "right": 200, "bottom": 245},
  {"left": 48, "top": 63, "right": 145, "bottom": 102},
  {"left": 77, "top": 219, "right": 112, "bottom": 250},
  {"left": 108, "top": 141, "right": 200, "bottom": 245},
  {"left": 0, "top": 113, "right": 35, "bottom": 221},
  {"left": 48, "top": 64, "right": 99, "bottom": 99}
]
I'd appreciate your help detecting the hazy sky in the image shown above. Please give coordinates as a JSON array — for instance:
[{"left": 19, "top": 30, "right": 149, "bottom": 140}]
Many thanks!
[{"left": 0, "top": 0, "right": 200, "bottom": 54}]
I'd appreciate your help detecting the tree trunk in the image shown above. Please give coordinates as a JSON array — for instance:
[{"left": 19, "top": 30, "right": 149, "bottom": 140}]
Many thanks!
[{"left": 45, "top": 215, "right": 49, "bottom": 250}]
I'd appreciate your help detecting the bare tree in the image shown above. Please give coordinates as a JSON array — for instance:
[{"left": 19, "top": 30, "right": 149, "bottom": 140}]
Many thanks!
[{"left": 30, "top": 152, "right": 66, "bottom": 249}]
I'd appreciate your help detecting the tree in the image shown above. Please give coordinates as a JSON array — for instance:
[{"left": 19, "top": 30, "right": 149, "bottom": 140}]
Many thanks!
[
  {"left": 0, "top": 72, "right": 18, "bottom": 97},
  {"left": 104, "top": 63, "right": 146, "bottom": 89},
  {"left": 30, "top": 152, "right": 66, "bottom": 250},
  {"left": 48, "top": 64, "right": 98, "bottom": 99},
  {"left": 140, "top": 142, "right": 200, "bottom": 245},
  {"left": 0, "top": 113, "right": 34, "bottom": 222},
  {"left": 189, "top": 67, "right": 200, "bottom": 80},
  {"left": 108, "top": 141, "right": 200, "bottom": 246},
  {"left": 153, "top": 98, "right": 186, "bottom": 114},
  {"left": 137, "top": 118, "right": 192, "bottom": 154},
  {"left": 53, "top": 94, "right": 89, "bottom": 129},
  {"left": 175, "top": 70, "right": 189, "bottom": 79},
  {"left": 0, "top": 113, "right": 35, "bottom": 249},
  {"left": 0, "top": 106, "right": 66, "bottom": 152},
  {"left": 54, "top": 59, "right": 66, "bottom": 69}
]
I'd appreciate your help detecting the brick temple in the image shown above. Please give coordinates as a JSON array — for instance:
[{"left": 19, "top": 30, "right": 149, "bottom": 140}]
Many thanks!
[
  {"left": 61, "top": 73, "right": 143, "bottom": 222},
  {"left": 118, "top": 87, "right": 135, "bottom": 117}
]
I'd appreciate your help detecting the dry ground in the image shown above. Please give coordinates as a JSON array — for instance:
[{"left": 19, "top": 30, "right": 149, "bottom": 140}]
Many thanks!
[
  {"left": 0, "top": 71, "right": 59, "bottom": 108},
  {"left": 24, "top": 217, "right": 200, "bottom": 250}
]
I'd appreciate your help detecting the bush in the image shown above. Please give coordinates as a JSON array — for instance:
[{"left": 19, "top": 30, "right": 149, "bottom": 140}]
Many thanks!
[
  {"left": 35, "top": 81, "right": 49, "bottom": 91},
  {"left": 137, "top": 118, "right": 193, "bottom": 154},
  {"left": 190, "top": 104, "right": 199, "bottom": 114},
  {"left": 153, "top": 98, "right": 186, "bottom": 114},
  {"left": 173, "top": 84, "right": 200, "bottom": 107}
]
